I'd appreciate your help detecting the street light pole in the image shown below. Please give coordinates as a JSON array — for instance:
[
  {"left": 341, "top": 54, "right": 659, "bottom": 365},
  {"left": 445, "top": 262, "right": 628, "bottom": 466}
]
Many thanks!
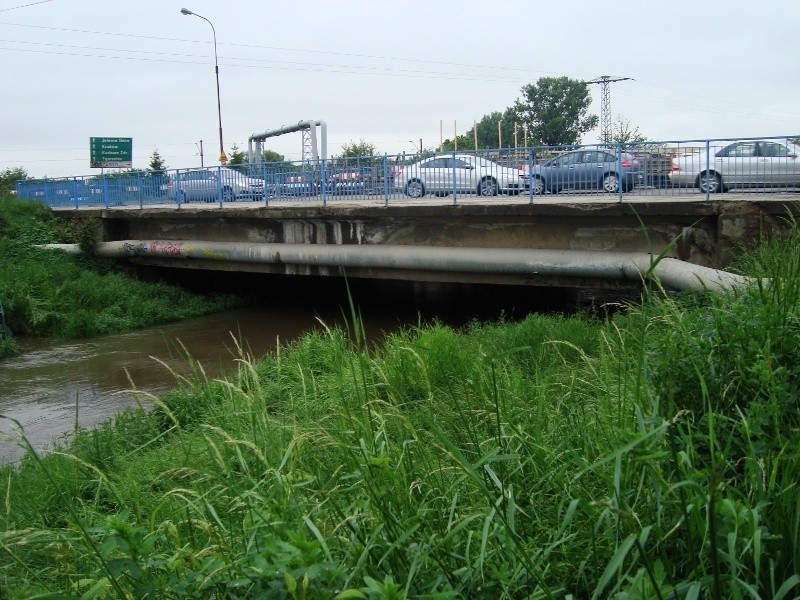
[{"left": 181, "top": 8, "right": 227, "bottom": 165}]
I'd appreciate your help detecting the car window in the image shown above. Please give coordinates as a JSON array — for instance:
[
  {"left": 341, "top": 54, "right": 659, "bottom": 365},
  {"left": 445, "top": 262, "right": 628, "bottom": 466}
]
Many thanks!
[
  {"left": 552, "top": 152, "right": 580, "bottom": 167},
  {"left": 759, "top": 142, "right": 791, "bottom": 157},
  {"left": 421, "top": 158, "right": 447, "bottom": 169},
  {"left": 582, "top": 151, "right": 613, "bottom": 163},
  {"left": 452, "top": 158, "right": 473, "bottom": 169},
  {"left": 187, "top": 171, "right": 215, "bottom": 181},
  {"left": 718, "top": 143, "right": 757, "bottom": 158}
]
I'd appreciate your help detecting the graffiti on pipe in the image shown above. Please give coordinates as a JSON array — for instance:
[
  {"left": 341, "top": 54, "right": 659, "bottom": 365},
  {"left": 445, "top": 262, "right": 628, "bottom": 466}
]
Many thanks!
[{"left": 122, "top": 241, "right": 186, "bottom": 257}]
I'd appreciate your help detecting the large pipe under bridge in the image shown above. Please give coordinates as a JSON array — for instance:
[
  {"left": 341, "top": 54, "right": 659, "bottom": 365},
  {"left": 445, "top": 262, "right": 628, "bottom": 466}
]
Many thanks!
[{"left": 44, "top": 241, "right": 755, "bottom": 293}]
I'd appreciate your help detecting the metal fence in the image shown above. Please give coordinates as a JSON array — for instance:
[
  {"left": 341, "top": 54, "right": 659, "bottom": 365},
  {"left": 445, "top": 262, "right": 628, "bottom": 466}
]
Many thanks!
[{"left": 16, "top": 135, "right": 800, "bottom": 209}]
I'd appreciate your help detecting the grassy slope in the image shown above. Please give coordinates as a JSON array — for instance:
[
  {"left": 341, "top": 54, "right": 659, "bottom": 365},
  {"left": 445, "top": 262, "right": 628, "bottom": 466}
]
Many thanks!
[
  {"left": 0, "top": 195, "right": 244, "bottom": 353},
  {"left": 1, "top": 203, "right": 799, "bottom": 597}
]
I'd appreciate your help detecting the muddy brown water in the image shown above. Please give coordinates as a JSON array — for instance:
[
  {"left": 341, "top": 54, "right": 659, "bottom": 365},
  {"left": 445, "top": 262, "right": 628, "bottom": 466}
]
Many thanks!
[{"left": 0, "top": 279, "right": 578, "bottom": 464}]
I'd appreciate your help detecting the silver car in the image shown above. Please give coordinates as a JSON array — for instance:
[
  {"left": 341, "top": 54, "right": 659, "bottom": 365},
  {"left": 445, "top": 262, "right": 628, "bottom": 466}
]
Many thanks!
[
  {"left": 394, "top": 154, "right": 526, "bottom": 198},
  {"left": 669, "top": 140, "right": 800, "bottom": 193},
  {"left": 167, "top": 167, "right": 265, "bottom": 202}
]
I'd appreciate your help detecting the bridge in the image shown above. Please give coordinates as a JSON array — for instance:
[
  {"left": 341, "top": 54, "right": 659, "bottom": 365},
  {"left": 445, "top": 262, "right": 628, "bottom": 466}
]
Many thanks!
[{"left": 52, "top": 192, "right": 798, "bottom": 292}]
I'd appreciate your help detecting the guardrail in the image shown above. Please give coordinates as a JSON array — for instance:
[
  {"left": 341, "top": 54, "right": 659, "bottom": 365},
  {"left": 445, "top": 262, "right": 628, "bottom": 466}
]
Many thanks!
[{"left": 16, "top": 135, "right": 800, "bottom": 208}]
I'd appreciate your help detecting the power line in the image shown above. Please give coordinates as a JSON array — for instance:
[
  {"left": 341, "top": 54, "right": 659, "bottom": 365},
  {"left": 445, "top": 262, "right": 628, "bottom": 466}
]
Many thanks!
[
  {"left": 0, "top": 21, "right": 551, "bottom": 77},
  {"left": 0, "top": 44, "right": 531, "bottom": 83},
  {"left": 0, "top": 1, "right": 54, "bottom": 13}
]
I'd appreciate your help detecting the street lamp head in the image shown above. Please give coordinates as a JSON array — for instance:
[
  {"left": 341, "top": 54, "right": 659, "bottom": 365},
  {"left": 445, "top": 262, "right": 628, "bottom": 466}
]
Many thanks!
[{"left": 180, "top": 8, "right": 193, "bottom": 15}]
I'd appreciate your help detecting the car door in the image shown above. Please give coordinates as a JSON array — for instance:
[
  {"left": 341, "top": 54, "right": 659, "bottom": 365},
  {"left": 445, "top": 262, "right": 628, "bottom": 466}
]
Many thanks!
[
  {"left": 184, "top": 170, "right": 215, "bottom": 201},
  {"left": 757, "top": 142, "right": 797, "bottom": 187},
  {"left": 715, "top": 142, "right": 758, "bottom": 186},
  {"left": 546, "top": 152, "right": 581, "bottom": 191},
  {"left": 451, "top": 158, "right": 477, "bottom": 192},
  {"left": 578, "top": 150, "right": 611, "bottom": 189},
  {"left": 418, "top": 158, "right": 448, "bottom": 192}
]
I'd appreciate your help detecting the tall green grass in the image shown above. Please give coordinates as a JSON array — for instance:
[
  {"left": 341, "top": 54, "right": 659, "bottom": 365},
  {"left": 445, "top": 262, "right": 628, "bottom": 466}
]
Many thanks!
[
  {"left": 2, "top": 219, "right": 800, "bottom": 597},
  {"left": 0, "top": 194, "right": 245, "bottom": 344}
]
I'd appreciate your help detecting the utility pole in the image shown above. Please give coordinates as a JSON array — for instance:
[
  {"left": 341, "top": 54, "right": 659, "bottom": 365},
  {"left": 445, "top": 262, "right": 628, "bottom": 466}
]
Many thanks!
[{"left": 586, "top": 75, "right": 631, "bottom": 144}]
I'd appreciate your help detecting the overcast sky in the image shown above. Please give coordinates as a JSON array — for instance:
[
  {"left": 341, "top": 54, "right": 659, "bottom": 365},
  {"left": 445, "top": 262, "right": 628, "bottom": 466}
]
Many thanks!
[{"left": 1, "top": 0, "right": 798, "bottom": 179}]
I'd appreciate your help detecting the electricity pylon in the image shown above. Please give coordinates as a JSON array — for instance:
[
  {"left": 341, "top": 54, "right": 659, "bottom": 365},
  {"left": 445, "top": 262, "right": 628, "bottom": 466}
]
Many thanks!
[{"left": 586, "top": 76, "right": 632, "bottom": 144}]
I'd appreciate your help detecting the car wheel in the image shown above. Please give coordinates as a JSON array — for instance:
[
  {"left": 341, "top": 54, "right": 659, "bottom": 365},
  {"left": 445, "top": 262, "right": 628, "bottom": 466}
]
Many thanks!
[
  {"left": 478, "top": 177, "right": 498, "bottom": 196},
  {"left": 531, "top": 177, "right": 545, "bottom": 195},
  {"left": 222, "top": 186, "right": 235, "bottom": 202},
  {"left": 696, "top": 171, "right": 722, "bottom": 194},
  {"left": 602, "top": 173, "right": 620, "bottom": 193},
  {"left": 405, "top": 180, "right": 425, "bottom": 198}
]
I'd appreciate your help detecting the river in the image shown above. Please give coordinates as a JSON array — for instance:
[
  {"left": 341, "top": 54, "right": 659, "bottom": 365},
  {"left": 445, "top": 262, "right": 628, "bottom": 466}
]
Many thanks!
[{"left": 0, "top": 279, "right": 576, "bottom": 464}]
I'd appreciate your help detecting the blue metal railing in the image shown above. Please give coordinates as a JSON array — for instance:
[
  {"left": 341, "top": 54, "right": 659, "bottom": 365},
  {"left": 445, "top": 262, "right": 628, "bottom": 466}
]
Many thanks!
[{"left": 15, "top": 135, "right": 800, "bottom": 208}]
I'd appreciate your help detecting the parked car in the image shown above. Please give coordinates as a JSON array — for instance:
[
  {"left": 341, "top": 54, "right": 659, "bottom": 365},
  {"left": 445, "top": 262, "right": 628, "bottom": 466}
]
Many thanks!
[
  {"left": 166, "top": 167, "right": 265, "bottom": 202},
  {"left": 525, "top": 149, "right": 641, "bottom": 194},
  {"left": 669, "top": 140, "right": 800, "bottom": 193},
  {"left": 326, "top": 168, "right": 370, "bottom": 195},
  {"left": 394, "top": 154, "right": 526, "bottom": 198},
  {"left": 274, "top": 174, "right": 317, "bottom": 197}
]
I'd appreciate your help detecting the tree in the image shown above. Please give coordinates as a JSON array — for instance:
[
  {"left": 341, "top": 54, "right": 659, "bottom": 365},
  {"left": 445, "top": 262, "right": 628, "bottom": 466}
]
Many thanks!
[
  {"left": 262, "top": 150, "right": 285, "bottom": 163},
  {"left": 441, "top": 108, "right": 521, "bottom": 151},
  {"left": 513, "top": 76, "right": 598, "bottom": 146},
  {"left": 608, "top": 115, "right": 647, "bottom": 144},
  {"left": 0, "top": 167, "right": 28, "bottom": 194},
  {"left": 339, "top": 139, "right": 376, "bottom": 158},
  {"left": 227, "top": 143, "right": 248, "bottom": 171},
  {"left": 148, "top": 149, "right": 168, "bottom": 175}
]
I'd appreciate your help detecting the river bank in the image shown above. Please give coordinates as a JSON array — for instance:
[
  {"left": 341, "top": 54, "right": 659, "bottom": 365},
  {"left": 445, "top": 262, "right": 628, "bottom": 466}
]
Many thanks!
[
  {"left": 0, "top": 193, "right": 245, "bottom": 359},
  {"left": 2, "top": 223, "right": 800, "bottom": 597}
]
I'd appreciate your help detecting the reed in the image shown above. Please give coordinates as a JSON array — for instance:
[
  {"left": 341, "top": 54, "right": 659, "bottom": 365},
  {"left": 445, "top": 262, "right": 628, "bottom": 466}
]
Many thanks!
[{"left": 1, "top": 219, "right": 799, "bottom": 597}]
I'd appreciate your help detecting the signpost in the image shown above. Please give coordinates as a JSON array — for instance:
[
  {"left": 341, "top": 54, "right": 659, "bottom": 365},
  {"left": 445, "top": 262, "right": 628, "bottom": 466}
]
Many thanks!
[{"left": 90, "top": 137, "right": 132, "bottom": 169}]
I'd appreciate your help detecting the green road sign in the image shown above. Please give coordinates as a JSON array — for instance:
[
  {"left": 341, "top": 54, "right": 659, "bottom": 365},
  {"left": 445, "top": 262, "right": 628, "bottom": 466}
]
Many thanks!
[{"left": 90, "top": 137, "right": 132, "bottom": 168}]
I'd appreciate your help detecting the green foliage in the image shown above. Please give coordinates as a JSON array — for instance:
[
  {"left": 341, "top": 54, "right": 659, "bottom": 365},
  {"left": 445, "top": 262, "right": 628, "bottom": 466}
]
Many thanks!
[
  {"left": 340, "top": 139, "right": 376, "bottom": 158},
  {"left": 76, "top": 218, "right": 100, "bottom": 256},
  {"left": 0, "top": 166, "right": 28, "bottom": 194},
  {"left": 441, "top": 109, "right": 521, "bottom": 151},
  {"left": 227, "top": 142, "right": 248, "bottom": 172},
  {"left": 0, "top": 193, "right": 245, "bottom": 340},
  {"left": 609, "top": 115, "right": 648, "bottom": 144},
  {"left": 263, "top": 149, "right": 286, "bottom": 163},
  {"left": 0, "top": 333, "right": 19, "bottom": 358},
  {"left": 1, "top": 216, "right": 800, "bottom": 598},
  {"left": 513, "top": 76, "right": 599, "bottom": 146},
  {"left": 147, "top": 148, "right": 168, "bottom": 174}
]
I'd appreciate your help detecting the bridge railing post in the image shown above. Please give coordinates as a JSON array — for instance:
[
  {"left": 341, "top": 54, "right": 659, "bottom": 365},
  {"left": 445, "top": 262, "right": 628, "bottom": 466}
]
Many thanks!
[
  {"left": 383, "top": 153, "right": 389, "bottom": 207},
  {"left": 320, "top": 159, "right": 328, "bottom": 207},
  {"left": 705, "top": 140, "right": 711, "bottom": 201},
  {"left": 617, "top": 142, "right": 623, "bottom": 203},
  {"left": 451, "top": 149, "right": 457, "bottom": 205},
  {"left": 528, "top": 147, "right": 535, "bottom": 204},
  {"left": 102, "top": 174, "right": 109, "bottom": 209}
]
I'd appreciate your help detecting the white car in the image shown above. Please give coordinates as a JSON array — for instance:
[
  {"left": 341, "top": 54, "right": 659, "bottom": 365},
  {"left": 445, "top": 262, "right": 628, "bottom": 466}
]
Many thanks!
[
  {"left": 669, "top": 140, "right": 800, "bottom": 193},
  {"left": 167, "top": 167, "right": 265, "bottom": 202},
  {"left": 394, "top": 154, "right": 526, "bottom": 198}
]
